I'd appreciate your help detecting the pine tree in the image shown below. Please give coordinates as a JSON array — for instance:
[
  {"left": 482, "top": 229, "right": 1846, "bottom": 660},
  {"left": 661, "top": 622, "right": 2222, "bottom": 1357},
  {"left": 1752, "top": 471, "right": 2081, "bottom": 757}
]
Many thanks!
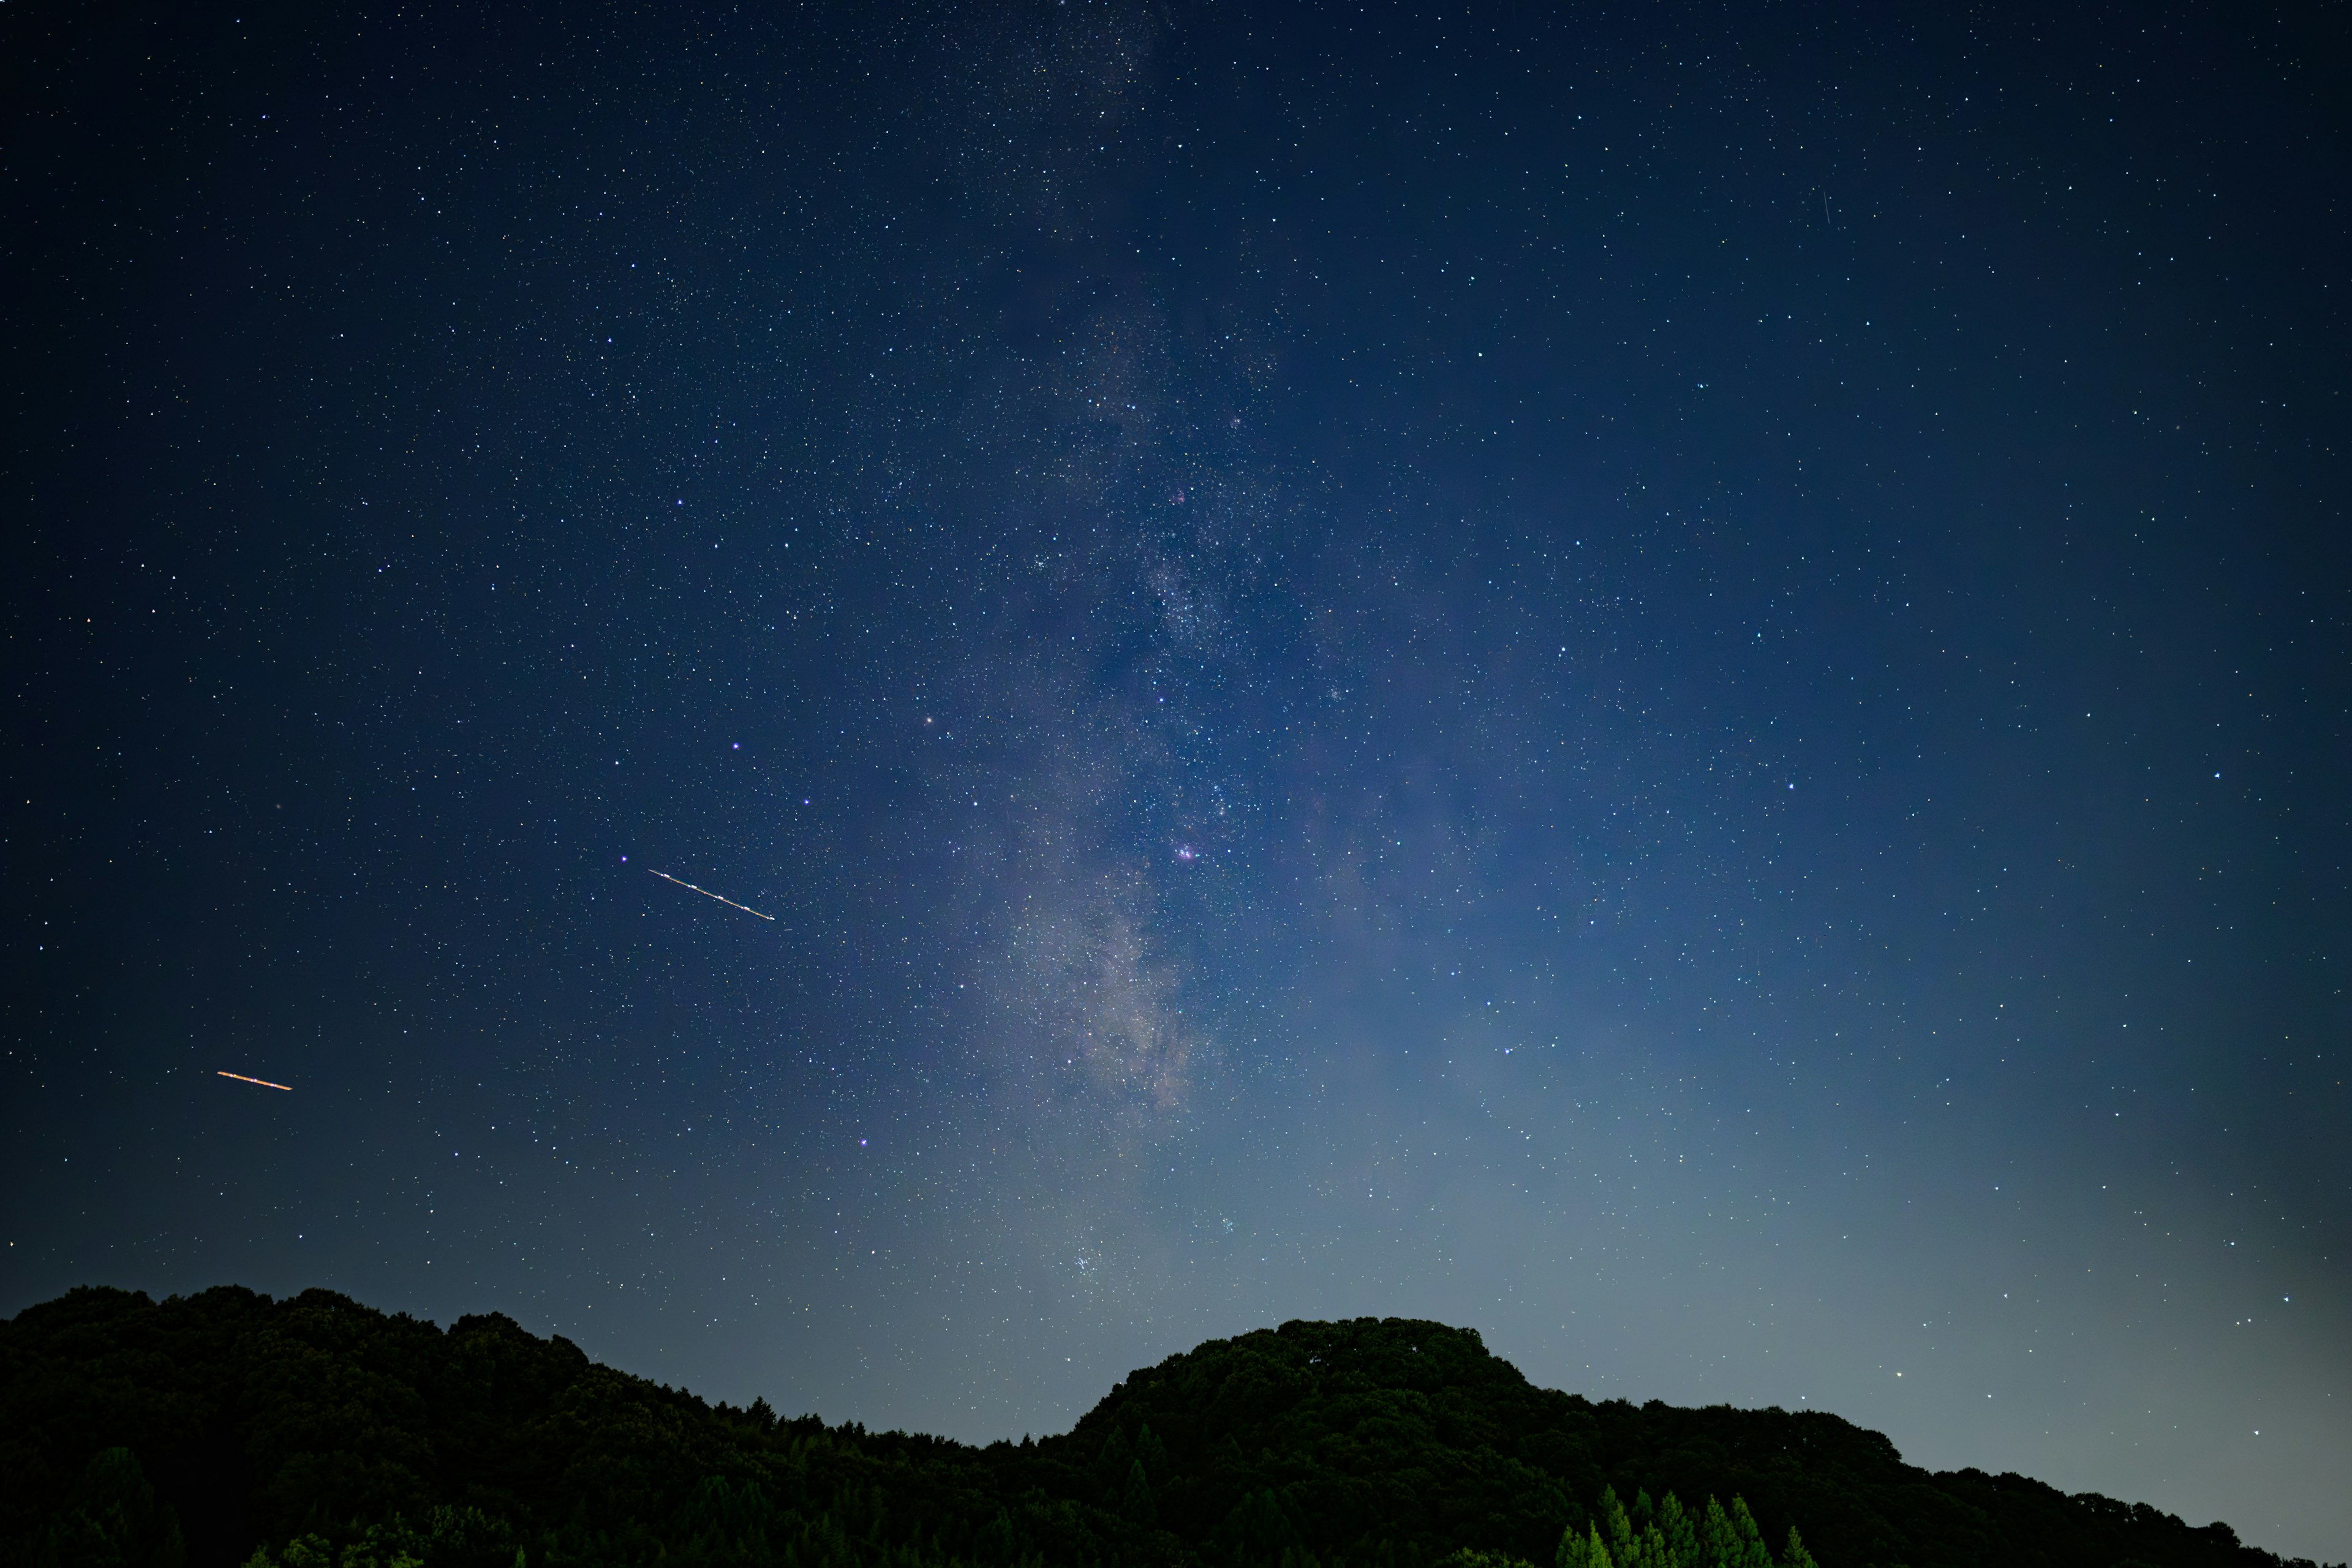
[
  {"left": 1656, "top": 1493, "right": 1695, "bottom": 1568},
  {"left": 1727, "top": 1499, "right": 1771, "bottom": 1568},
  {"left": 1095, "top": 1427, "right": 1136, "bottom": 1498},
  {"left": 1699, "top": 1498, "right": 1738, "bottom": 1568},
  {"left": 41, "top": 1448, "right": 187, "bottom": 1568},
  {"left": 1119, "top": 1458, "right": 1156, "bottom": 1528},
  {"left": 1558, "top": 1522, "right": 1612, "bottom": 1568},
  {"left": 1599, "top": 1487, "right": 1635, "bottom": 1564},
  {"left": 1136, "top": 1423, "right": 1170, "bottom": 1480}
]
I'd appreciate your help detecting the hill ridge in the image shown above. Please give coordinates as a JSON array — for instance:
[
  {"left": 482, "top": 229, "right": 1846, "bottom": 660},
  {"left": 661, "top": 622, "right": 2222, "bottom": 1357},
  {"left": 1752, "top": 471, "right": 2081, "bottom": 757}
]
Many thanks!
[{"left": 2, "top": 1284, "right": 2334, "bottom": 1568}]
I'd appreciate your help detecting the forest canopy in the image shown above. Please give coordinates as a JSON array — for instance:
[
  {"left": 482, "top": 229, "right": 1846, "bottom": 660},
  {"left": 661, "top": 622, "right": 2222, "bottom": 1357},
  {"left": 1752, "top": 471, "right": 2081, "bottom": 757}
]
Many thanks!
[{"left": 1, "top": 1285, "right": 2335, "bottom": 1568}]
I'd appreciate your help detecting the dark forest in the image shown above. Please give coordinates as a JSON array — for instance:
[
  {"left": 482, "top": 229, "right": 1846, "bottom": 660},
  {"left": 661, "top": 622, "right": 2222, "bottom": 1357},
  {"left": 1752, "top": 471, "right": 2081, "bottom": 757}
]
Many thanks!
[{"left": 4, "top": 1287, "right": 2336, "bottom": 1568}]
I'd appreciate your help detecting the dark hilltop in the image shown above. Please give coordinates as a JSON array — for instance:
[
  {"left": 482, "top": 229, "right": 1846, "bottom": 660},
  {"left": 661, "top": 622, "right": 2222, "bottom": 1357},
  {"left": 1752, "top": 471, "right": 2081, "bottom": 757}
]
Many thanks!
[{"left": 3, "top": 1286, "right": 2337, "bottom": 1568}]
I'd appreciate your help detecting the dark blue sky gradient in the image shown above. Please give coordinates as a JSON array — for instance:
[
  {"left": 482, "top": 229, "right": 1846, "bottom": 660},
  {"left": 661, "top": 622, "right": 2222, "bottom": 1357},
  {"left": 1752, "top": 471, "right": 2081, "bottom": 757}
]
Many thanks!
[{"left": 6, "top": 1, "right": 2348, "bottom": 1556}]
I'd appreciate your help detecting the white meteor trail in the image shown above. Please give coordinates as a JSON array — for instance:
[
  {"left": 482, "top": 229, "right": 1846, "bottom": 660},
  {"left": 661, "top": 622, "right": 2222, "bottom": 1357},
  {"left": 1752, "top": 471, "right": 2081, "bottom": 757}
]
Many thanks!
[
  {"left": 217, "top": 1071, "right": 293, "bottom": 1091},
  {"left": 649, "top": 869, "right": 775, "bottom": 921}
]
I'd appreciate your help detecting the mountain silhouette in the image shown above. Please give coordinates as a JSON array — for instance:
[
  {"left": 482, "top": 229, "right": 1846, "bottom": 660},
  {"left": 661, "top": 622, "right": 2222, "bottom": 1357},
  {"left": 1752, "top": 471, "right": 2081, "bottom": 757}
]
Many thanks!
[{"left": 1, "top": 1286, "right": 2334, "bottom": 1568}]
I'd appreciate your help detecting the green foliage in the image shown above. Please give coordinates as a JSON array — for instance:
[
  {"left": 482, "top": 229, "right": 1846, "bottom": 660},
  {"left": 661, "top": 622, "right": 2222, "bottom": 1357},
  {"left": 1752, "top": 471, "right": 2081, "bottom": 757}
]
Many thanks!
[
  {"left": 235, "top": 1505, "right": 517, "bottom": 1568},
  {"left": 37, "top": 1446, "right": 189, "bottom": 1568},
  {"left": 3, "top": 1289, "right": 2341, "bottom": 1568},
  {"left": 1555, "top": 1487, "right": 1819, "bottom": 1568}
]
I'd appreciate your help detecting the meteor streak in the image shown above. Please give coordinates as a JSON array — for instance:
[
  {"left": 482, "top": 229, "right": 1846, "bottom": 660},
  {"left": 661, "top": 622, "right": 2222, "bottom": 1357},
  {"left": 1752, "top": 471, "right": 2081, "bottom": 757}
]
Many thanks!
[
  {"left": 649, "top": 869, "right": 775, "bottom": 921},
  {"left": 217, "top": 1071, "right": 293, "bottom": 1091}
]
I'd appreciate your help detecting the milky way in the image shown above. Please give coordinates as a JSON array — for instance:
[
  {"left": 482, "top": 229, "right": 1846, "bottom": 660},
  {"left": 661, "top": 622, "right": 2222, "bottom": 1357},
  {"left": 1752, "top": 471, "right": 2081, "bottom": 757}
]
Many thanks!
[{"left": 6, "top": 1, "right": 2346, "bottom": 1556}]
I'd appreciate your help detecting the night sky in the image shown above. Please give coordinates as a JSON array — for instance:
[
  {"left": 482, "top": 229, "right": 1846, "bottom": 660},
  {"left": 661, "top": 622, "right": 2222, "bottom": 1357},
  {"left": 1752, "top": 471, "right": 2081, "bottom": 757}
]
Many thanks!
[{"left": 6, "top": 0, "right": 2348, "bottom": 1556}]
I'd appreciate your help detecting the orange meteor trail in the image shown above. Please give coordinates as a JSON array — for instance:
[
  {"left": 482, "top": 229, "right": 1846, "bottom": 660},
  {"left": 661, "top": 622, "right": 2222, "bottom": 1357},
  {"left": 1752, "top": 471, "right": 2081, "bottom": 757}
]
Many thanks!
[
  {"left": 217, "top": 1071, "right": 293, "bottom": 1091},
  {"left": 649, "top": 869, "right": 775, "bottom": 921}
]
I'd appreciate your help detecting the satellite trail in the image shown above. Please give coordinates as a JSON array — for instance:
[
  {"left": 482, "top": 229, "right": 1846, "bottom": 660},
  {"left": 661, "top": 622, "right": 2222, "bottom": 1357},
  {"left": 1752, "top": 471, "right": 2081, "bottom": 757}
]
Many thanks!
[
  {"left": 650, "top": 869, "right": 775, "bottom": 921},
  {"left": 217, "top": 1071, "right": 293, "bottom": 1091}
]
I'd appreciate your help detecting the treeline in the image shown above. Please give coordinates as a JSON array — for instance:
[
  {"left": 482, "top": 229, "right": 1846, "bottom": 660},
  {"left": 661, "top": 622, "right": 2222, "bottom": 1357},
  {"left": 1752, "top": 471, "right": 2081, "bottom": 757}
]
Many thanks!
[
  {"left": 1, "top": 1285, "right": 2337, "bottom": 1568},
  {"left": 1555, "top": 1484, "right": 1818, "bottom": 1568}
]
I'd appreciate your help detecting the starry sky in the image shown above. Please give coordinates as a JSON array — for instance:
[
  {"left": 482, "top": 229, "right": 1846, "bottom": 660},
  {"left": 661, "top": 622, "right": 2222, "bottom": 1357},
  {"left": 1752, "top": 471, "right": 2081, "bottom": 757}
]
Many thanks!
[{"left": 5, "top": 0, "right": 2348, "bottom": 1556}]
